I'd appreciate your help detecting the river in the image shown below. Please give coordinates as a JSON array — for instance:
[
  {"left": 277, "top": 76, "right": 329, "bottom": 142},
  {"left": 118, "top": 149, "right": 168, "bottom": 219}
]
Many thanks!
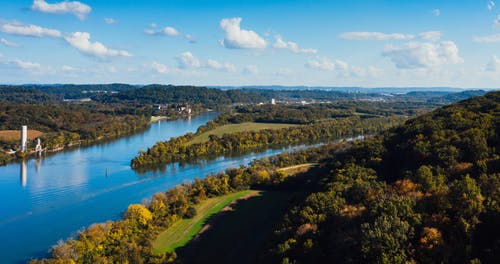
[{"left": 0, "top": 112, "right": 310, "bottom": 263}]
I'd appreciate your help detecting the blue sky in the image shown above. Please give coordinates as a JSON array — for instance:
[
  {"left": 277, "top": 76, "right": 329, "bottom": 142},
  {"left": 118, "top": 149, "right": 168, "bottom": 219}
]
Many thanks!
[{"left": 1, "top": 0, "right": 500, "bottom": 87}]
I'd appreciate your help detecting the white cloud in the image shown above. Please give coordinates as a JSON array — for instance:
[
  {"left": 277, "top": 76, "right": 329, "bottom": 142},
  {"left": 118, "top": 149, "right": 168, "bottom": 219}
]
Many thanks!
[
  {"left": 62, "top": 65, "right": 79, "bottom": 72},
  {"left": 419, "top": 31, "right": 441, "bottom": 41},
  {"left": 305, "top": 57, "right": 381, "bottom": 78},
  {"left": 1, "top": 22, "right": 61, "bottom": 38},
  {"left": 151, "top": 61, "right": 172, "bottom": 74},
  {"left": 242, "top": 65, "right": 258, "bottom": 75},
  {"left": 334, "top": 59, "right": 349, "bottom": 73},
  {"left": 104, "top": 18, "right": 116, "bottom": 24},
  {"left": 494, "top": 15, "right": 500, "bottom": 27},
  {"left": 176, "top": 51, "right": 201, "bottom": 68},
  {"left": 145, "top": 26, "right": 180, "bottom": 36},
  {"left": 339, "top": 31, "right": 414, "bottom": 41},
  {"left": 305, "top": 57, "right": 335, "bottom": 71},
  {"left": 205, "top": 59, "right": 221, "bottom": 69},
  {"left": 488, "top": 1, "right": 495, "bottom": 10},
  {"left": 144, "top": 29, "right": 155, "bottom": 35},
  {"left": 206, "top": 59, "right": 236, "bottom": 72},
  {"left": 346, "top": 66, "right": 383, "bottom": 78},
  {"left": 31, "top": 0, "right": 91, "bottom": 20},
  {"left": 474, "top": 33, "right": 500, "bottom": 42},
  {"left": 273, "top": 35, "right": 317, "bottom": 54},
  {"left": 163, "top": 27, "right": 179, "bottom": 36},
  {"left": 432, "top": 9, "right": 440, "bottom": 16},
  {"left": 219, "top": 17, "right": 267, "bottom": 49},
  {"left": 13, "top": 59, "right": 42, "bottom": 70},
  {"left": 486, "top": 55, "right": 500, "bottom": 71},
  {"left": 382, "top": 41, "right": 463, "bottom": 69},
  {"left": 173, "top": 52, "right": 237, "bottom": 72},
  {"left": 0, "top": 38, "right": 18, "bottom": 47},
  {"left": 65, "top": 32, "right": 132, "bottom": 58},
  {"left": 185, "top": 34, "right": 197, "bottom": 44}
]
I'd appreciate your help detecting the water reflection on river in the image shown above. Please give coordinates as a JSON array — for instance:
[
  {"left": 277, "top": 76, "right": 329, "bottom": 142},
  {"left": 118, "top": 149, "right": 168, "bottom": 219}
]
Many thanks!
[{"left": 0, "top": 113, "right": 312, "bottom": 264}]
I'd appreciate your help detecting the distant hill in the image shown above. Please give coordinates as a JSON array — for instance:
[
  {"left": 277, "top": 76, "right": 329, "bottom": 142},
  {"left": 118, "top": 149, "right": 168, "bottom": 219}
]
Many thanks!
[{"left": 211, "top": 85, "right": 478, "bottom": 93}]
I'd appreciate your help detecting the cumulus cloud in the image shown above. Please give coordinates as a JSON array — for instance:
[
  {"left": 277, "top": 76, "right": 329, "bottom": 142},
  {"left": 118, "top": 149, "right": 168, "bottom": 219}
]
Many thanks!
[
  {"left": 474, "top": 33, "right": 500, "bottom": 42},
  {"left": 31, "top": 0, "right": 91, "bottom": 20},
  {"left": 176, "top": 51, "right": 201, "bottom": 68},
  {"left": 273, "top": 35, "right": 317, "bottom": 54},
  {"left": 104, "top": 18, "right": 116, "bottom": 24},
  {"left": 305, "top": 57, "right": 335, "bottom": 71},
  {"left": 1, "top": 22, "right": 61, "bottom": 38},
  {"left": 305, "top": 57, "right": 381, "bottom": 78},
  {"left": 243, "top": 65, "right": 258, "bottom": 75},
  {"left": 173, "top": 52, "right": 236, "bottom": 72},
  {"left": 163, "top": 27, "right": 179, "bottom": 36},
  {"left": 145, "top": 26, "right": 180, "bottom": 36},
  {"left": 0, "top": 38, "right": 18, "bottom": 47},
  {"left": 65, "top": 32, "right": 132, "bottom": 58},
  {"left": 486, "top": 55, "right": 500, "bottom": 71},
  {"left": 339, "top": 31, "right": 414, "bottom": 41},
  {"left": 305, "top": 57, "right": 382, "bottom": 78},
  {"left": 419, "top": 31, "right": 441, "bottom": 41},
  {"left": 488, "top": 1, "right": 495, "bottom": 10},
  {"left": 432, "top": 9, "right": 441, "bottom": 16},
  {"left": 382, "top": 41, "right": 463, "bottom": 69},
  {"left": 206, "top": 59, "right": 237, "bottom": 72},
  {"left": 219, "top": 17, "right": 267, "bottom": 49},
  {"left": 151, "top": 61, "right": 172, "bottom": 74}
]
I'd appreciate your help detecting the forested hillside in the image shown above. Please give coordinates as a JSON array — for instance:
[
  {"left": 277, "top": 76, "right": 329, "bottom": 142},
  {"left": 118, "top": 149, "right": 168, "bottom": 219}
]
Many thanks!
[
  {"left": 100, "top": 85, "right": 267, "bottom": 109},
  {"left": 264, "top": 91, "right": 499, "bottom": 263}
]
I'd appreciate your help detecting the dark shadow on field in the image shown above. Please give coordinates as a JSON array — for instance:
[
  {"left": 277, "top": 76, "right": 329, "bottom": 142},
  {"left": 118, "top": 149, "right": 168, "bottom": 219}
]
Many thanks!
[{"left": 175, "top": 190, "right": 294, "bottom": 264}]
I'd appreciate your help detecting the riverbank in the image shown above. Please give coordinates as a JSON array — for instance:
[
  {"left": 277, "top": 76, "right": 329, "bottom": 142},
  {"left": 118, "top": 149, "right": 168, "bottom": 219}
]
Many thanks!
[
  {"left": 0, "top": 112, "right": 221, "bottom": 264},
  {"left": 131, "top": 115, "right": 404, "bottom": 169},
  {"left": 1, "top": 113, "right": 202, "bottom": 167},
  {"left": 152, "top": 190, "right": 258, "bottom": 254},
  {"left": 28, "top": 139, "right": 330, "bottom": 263}
]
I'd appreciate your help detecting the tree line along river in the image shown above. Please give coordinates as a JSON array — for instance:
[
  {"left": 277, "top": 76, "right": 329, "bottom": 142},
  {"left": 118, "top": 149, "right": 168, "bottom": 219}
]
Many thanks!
[{"left": 0, "top": 112, "right": 316, "bottom": 264}]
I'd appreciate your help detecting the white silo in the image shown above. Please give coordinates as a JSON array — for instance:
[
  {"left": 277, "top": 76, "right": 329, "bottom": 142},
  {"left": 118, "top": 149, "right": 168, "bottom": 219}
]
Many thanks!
[{"left": 21, "top": 126, "right": 27, "bottom": 152}]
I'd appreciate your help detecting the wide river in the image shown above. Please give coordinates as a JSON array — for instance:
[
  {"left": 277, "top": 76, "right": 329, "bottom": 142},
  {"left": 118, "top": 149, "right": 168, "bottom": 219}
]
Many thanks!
[{"left": 0, "top": 112, "right": 308, "bottom": 263}]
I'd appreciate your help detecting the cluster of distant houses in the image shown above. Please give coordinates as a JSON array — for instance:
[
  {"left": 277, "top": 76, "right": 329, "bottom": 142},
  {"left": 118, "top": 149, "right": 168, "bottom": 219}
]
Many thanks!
[{"left": 154, "top": 104, "right": 192, "bottom": 114}]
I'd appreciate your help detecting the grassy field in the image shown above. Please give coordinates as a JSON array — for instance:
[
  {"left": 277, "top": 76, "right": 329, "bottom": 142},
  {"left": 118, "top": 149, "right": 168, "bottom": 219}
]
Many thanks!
[
  {"left": 0, "top": 130, "right": 43, "bottom": 141},
  {"left": 152, "top": 190, "right": 258, "bottom": 254},
  {"left": 176, "top": 190, "right": 295, "bottom": 264},
  {"left": 277, "top": 163, "right": 318, "bottom": 174},
  {"left": 188, "top": 122, "right": 298, "bottom": 145}
]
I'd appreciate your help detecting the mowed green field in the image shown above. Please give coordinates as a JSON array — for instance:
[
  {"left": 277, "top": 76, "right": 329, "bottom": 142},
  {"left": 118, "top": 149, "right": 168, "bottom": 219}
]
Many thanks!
[
  {"left": 152, "top": 190, "right": 258, "bottom": 254},
  {"left": 188, "top": 122, "right": 298, "bottom": 145},
  {"left": 176, "top": 191, "right": 294, "bottom": 264}
]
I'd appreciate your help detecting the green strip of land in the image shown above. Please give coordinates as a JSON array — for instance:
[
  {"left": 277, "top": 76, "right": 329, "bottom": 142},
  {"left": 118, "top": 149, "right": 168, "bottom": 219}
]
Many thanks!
[
  {"left": 188, "top": 122, "right": 298, "bottom": 145},
  {"left": 152, "top": 190, "right": 258, "bottom": 254}
]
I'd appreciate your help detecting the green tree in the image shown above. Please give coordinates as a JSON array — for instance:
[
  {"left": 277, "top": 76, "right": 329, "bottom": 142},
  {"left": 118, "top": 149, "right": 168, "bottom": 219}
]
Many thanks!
[{"left": 361, "top": 215, "right": 414, "bottom": 264}]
